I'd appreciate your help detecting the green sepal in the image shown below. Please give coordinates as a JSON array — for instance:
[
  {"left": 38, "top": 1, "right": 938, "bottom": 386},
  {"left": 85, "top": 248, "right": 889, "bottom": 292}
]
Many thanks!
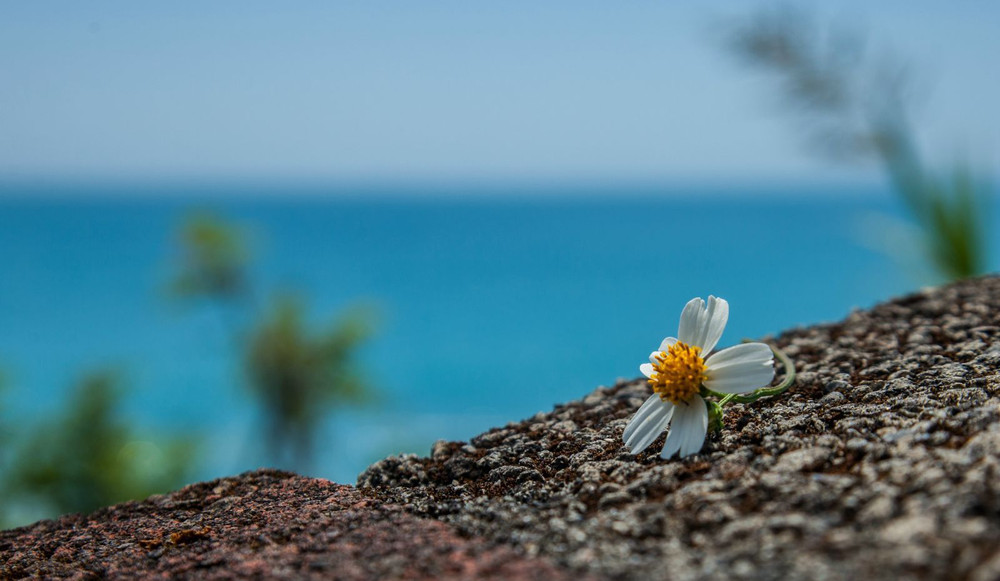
[{"left": 706, "top": 399, "right": 725, "bottom": 433}]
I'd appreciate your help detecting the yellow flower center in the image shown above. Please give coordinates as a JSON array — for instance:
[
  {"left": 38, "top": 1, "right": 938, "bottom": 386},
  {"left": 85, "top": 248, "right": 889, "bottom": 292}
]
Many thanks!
[{"left": 649, "top": 341, "right": 707, "bottom": 404}]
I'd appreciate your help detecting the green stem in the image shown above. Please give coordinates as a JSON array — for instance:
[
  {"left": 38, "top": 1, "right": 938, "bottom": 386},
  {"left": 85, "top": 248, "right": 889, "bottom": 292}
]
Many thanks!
[{"left": 707, "top": 342, "right": 796, "bottom": 406}]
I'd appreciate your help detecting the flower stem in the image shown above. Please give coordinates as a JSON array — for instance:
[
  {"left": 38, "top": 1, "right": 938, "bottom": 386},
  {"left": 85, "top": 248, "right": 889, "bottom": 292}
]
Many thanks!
[{"left": 708, "top": 342, "right": 796, "bottom": 406}]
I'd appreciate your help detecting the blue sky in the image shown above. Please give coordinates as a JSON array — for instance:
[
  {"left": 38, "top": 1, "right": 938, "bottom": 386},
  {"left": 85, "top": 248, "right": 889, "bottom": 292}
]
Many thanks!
[{"left": 0, "top": 1, "right": 997, "bottom": 186}]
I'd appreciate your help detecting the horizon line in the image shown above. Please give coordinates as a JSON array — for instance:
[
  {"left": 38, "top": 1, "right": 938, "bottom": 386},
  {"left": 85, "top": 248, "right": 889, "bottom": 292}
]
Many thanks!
[{"left": 0, "top": 173, "right": 894, "bottom": 200}]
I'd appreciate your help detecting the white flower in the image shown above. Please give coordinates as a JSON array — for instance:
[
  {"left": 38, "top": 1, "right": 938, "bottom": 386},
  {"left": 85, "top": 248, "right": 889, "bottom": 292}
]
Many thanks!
[{"left": 623, "top": 296, "right": 775, "bottom": 459}]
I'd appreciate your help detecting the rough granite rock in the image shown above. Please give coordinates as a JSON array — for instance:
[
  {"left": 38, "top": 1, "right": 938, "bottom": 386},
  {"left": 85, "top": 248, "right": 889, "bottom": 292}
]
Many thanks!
[
  {"left": 0, "top": 471, "right": 585, "bottom": 580},
  {"left": 4, "top": 276, "right": 1000, "bottom": 580}
]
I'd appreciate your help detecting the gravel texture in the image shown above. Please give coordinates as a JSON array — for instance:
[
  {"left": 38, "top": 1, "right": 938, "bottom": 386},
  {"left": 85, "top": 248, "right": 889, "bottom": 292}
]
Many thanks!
[
  {"left": 360, "top": 276, "right": 1000, "bottom": 580},
  {"left": 4, "top": 276, "right": 1000, "bottom": 580},
  {"left": 0, "top": 470, "right": 585, "bottom": 580}
]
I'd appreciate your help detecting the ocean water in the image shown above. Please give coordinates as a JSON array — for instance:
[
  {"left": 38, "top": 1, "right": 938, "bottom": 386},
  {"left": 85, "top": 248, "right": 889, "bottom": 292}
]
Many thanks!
[{"left": 0, "top": 183, "right": 992, "bottom": 484}]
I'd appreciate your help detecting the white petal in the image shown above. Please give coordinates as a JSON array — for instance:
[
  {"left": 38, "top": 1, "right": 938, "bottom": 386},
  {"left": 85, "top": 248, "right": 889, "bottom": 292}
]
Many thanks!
[
  {"left": 698, "top": 296, "right": 729, "bottom": 355},
  {"left": 704, "top": 342, "right": 775, "bottom": 394},
  {"left": 677, "top": 298, "right": 705, "bottom": 346},
  {"left": 657, "top": 337, "right": 678, "bottom": 352},
  {"left": 660, "top": 395, "right": 708, "bottom": 459},
  {"left": 623, "top": 395, "right": 674, "bottom": 454},
  {"left": 639, "top": 363, "right": 654, "bottom": 378},
  {"left": 680, "top": 397, "right": 709, "bottom": 457},
  {"left": 675, "top": 297, "right": 729, "bottom": 354},
  {"left": 622, "top": 394, "right": 662, "bottom": 441},
  {"left": 648, "top": 351, "right": 662, "bottom": 364}
]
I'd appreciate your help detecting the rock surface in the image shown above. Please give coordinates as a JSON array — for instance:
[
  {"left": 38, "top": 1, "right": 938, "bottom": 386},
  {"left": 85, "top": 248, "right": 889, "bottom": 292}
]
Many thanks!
[
  {"left": 0, "top": 471, "right": 584, "bottom": 580},
  {"left": 4, "top": 277, "right": 1000, "bottom": 580}
]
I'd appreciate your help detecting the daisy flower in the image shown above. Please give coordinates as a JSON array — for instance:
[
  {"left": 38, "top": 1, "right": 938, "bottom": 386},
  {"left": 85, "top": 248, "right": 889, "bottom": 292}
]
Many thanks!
[{"left": 623, "top": 296, "right": 775, "bottom": 459}]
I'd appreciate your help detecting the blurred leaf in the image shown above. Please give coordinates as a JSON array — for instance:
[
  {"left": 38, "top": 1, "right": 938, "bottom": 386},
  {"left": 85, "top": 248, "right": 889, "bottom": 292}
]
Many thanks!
[
  {"left": 0, "top": 371, "right": 6, "bottom": 526},
  {"left": 724, "top": 5, "right": 989, "bottom": 281},
  {"left": 167, "top": 212, "right": 380, "bottom": 474},
  {"left": 725, "top": 6, "right": 876, "bottom": 161},
  {"left": 244, "top": 295, "right": 377, "bottom": 471},
  {"left": 169, "top": 213, "right": 250, "bottom": 303},
  {"left": 1, "top": 371, "right": 196, "bottom": 527}
]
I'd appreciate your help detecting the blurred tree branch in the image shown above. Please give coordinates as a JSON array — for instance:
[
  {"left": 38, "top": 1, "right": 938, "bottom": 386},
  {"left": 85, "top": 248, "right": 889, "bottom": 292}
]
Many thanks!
[
  {"left": 169, "top": 213, "right": 376, "bottom": 474},
  {"left": 724, "top": 6, "right": 989, "bottom": 280},
  {"left": 246, "top": 296, "right": 376, "bottom": 471},
  {"left": 170, "top": 214, "right": 251, "bottom": 304}
]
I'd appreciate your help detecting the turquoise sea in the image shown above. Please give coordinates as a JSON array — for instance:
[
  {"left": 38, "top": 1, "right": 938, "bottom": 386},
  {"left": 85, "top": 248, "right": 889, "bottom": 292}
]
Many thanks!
[{"left": 0, "top": 183, "right": 994, "bottom": 484}]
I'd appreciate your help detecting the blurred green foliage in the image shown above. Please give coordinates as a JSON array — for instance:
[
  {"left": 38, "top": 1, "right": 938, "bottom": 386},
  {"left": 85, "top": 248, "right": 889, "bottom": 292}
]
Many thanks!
[
  {"left": 0, "top": 211, "right": 374, "bottom": 528},
  {"left": 0, "top": 371, "right": 195, "bottom": 529},
  {"left": 0, "top": 372, "right": 7, "bottom": 526},
  {"left": 170, "top": 214, "right": 251, "bottom": 303},
  {"left": 725, "top": 6, "right": 990, "bottom": 280},
  {"left": 246, "top": 296, "right": 375, "bottom": 471},
  {"left": 171, "top": 213, "right": 376, "bottom": 474},
  {"left": 0, "top": 369, "right": 6, "bottom": 425}
]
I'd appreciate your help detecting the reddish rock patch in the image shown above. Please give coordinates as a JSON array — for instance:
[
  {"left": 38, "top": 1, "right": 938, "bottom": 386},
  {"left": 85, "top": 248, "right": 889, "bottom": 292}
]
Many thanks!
[{"left": 0, "top": 470, "right": 585, "bottom": 580}]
